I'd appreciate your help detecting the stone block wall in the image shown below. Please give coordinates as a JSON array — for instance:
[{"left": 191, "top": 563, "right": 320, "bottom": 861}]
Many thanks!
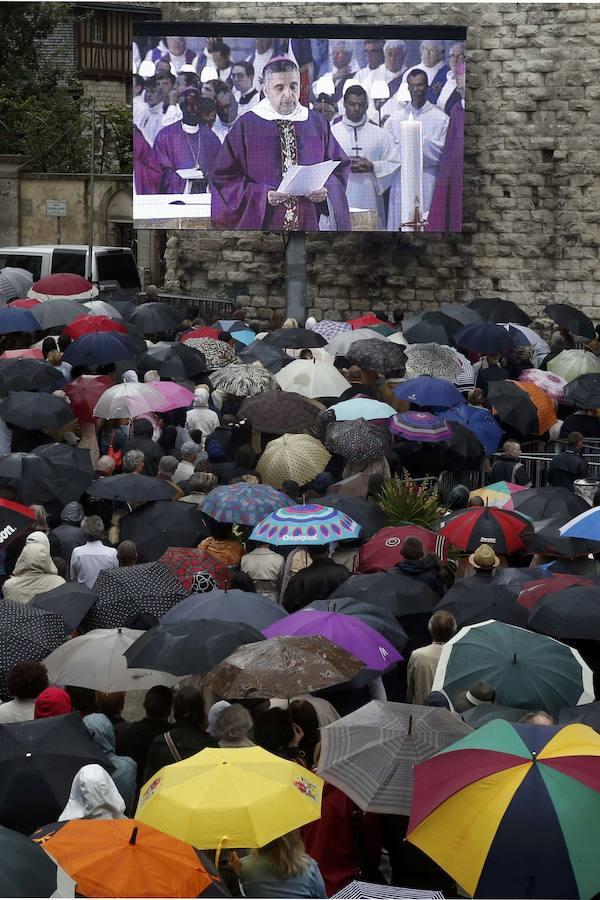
[
  {"left": 82, "top": 78, "right": 128, "bottom": 110},
  {"left": 159, "top": 2, "right": 600, "bottom": 324}
]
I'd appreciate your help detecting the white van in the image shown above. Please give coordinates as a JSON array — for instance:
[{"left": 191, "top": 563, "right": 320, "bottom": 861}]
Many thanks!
[{"left": 0, "top": 245, "right": 141, "bottom": 301}]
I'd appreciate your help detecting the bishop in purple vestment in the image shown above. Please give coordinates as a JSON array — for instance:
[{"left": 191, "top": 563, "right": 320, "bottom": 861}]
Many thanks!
[
  {"left": 153, "top": 87, "right": 221, "bottom": 194},
  {"left": 211, "top": 57, "right": 351, "bottom": 232},
  {"left": 426, "top": 102, "right": 464, "bottom": 232}
]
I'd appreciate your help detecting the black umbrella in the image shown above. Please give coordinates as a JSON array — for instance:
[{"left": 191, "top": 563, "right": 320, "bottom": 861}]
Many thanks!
[
  {"left": 325, "top": 419, "right": 391, "bottom": 462},
  {"left": 402, "top": 311, "right": 462, "bottom": 346},
  {"left": 0, "top": 713, "right": 108, "bottom": 834},
  {"left": 319, "top": 495, "right": 386, "bottom": 539},
  {"left": 0, "top": 453, "right": 77, "bottom": 506},
  {"left": 0, "top": 825, "right": 58, "bottom": 898},
  {"left": 544, "top": 303, "right": 595, "bottom": 341},
  {"left": 494, "top": 566, "right": 554, "bottom": 594},
  {"left": 468, "top": 297, "right": 531, "bottom": 326},
  {"left": 440, "top": 421, "right": 485, "bottom": 472},
  {"left": 128, "top": 302, "right": 183, "bottom": 335},
  {"left": 563, "top": 374, "right": 600, "bottom": 409},
  {"left": 31, "top": 583, "right": 98, "bottom": 633},
  {"left": 238, "top": 391, "right": 321, "bottom": 435},
  {"left": 330, "top": 571, "right": 439, "bottom": 618},
  {"left": 87, "top": 473, "right": 175, "bottom": 502},
  {"left": 0, "top": 392, "right": 74, "bottom": 432},
  {"left": 559, "top": 701, "right": 600, "bottom": 731},
  {"left": 237, "top": 342, "right": 291, "bottom": 374},
  {"left": 438, "top": 303, "right": 483, "bottom": 327},
  {"left": 528, "top": 585, "right": 600, "bottom": 640},
  {"left": 435, "top": 580, "right": 529, "bottom": 628},
  {"left": 124, "top": 619, "right": 264, "bottom": 675},
  {"left": 33, "top": 443, "right": 94, "bottom": 499},
  {"left": 454, "top": 323, "right": 517, "bottom": 355},
  {"left": 346, "top": 339, "right": 406, "bottom": 376},
  {"left": 521, "top": 518, "right": 600, "bottom": 559},
  {"left": 512, "top": 487, "right": 588, "bottom": 523},
  {"left": 137, "top": 341, "right": 207, "bottom": 380},
  {"left": 0, "top": 359, "right": 64, "bottom": 393},
  {"left": 161, "top": 589, "right": 288, "bottom": 630},
  {"left": 0, "top": 601, "right": 64, "bottom": 697},
  {"left": 309, "top": 596, "right": 408, "bottom": 652},
  {"left": 83, "top": 562, "right": 187, "bottom": 630},
  {"left": 119, "top": 500, "right": 208, "bottom": 563},
  {"left": 263, "top": 328, "right": 327, "bottom": 349}
]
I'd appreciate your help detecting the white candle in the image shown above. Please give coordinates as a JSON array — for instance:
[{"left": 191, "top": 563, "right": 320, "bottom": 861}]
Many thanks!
[{"left": 399, "top": 112, "right": 424, "bottom": 231}]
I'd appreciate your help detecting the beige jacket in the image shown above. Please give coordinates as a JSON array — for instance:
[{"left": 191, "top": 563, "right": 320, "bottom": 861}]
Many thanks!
[
  {"left": 3, "top": 544, "right": 65, "bottom": 604},
  {"left": 406, "top": 642, "right": 444, "bottom": 705},
  {"left": 240, "top": 547, "right": 284, "bottom": 603}
]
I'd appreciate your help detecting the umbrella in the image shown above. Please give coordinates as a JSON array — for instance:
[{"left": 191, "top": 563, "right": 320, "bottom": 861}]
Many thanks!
[
  {"left": 256, "top": 434, "right": 330, "bottom": 489},
  {"left": 403, "top": 343, "right": 463, "bottom": 381},
  {"left": 213, "top": 319, "right": 247, "bottom": 333},
  {"left": 30, "top": 298, "right": 89, "bottom": 330},
  {"left": 325, "top": 418, "right": 391, "bottom": 462},
  {"left": 29, "top": 273, "right": 98, "bottom": 302},
  {"left": 500, "top": 323, "right": 550, "bottom": 367},
  {"left": 0, "top": 347, "right": 43, "bottom": 360},
  {"left": 0, "top": 267, "right": 33, "bottom": 304},
  {"left": 62, "top": 375, "right": 113, "bottom": 421},
  {"left": 159, "top": 547, "right": 231, "bottom": 593},
  {"left": 560, "top": 506, "right": 600, "bottom": 541},
  {"left": 308, "top": 597, "right": 408, "bottom": 652},
  {"left": 347, "top": 314, "right": 388, "bottom": 330},
  {"left": 329, "top": 398, "right": 396, "bottom": 421},
  {"left": 345, "top": 339, "right": 406, "bottom": 376},
  {"left": 44, "top": 627, "right": 177, "bottom": 692},
  {"left": 0, "top": 825, "right": 58, "bottom": 898},
  {"left": 523, "top": 518, "right": 600, "bottom": 559},
  {"left": 162, "top": 588, "right": 288, "bottom": 630},
  {"left": 238, "top": 391, "right": 322, "bottom": 435},
  {"left": 311, "top": 320, "right": 352, "bottom": 342},
  {"left": 559, "top": 701, "right": 600, "bottom": 731},
  {"left": 230, "top": 329, "right": 257, "bottom": 348},
  {"left": 0, "top": 713, "right": 108, "bottom": 835},
  {"left": 435, "top": 580, "right": 530, "bottom": 628},
  {"left": 204, "top": 635, "right": 364, "bottom": 699},
  {"left": 318, "top": 496, "right": 387, "bottom": 540},
  {"left": 407, "top": 720, "right": 600, "bottom": 899},
  {"left": 527, "top": 584, "right": 600, "bottom": 641},
  {"left": 275, "top": 359, "right": 349, "bottom": 399},
  {"left": 432, "top": 619, "right": 594, "bottom": 715},
  {"left": 84, "top": 562, "right": 188, "bottom": 629},
  {"left": 402, "top": 311, "right": 462, "bottom": 346},
  {"left": 358, "top": 526, "right": 448, "bottom": 574},
  {"left": 318, "top": 701, "right": 472, "bottom": 815},
  {"left": 0, "top": 499, "right": 35, "bottom": 550},
  {"left": 563, "top": 373, "right": 600, "bottom": 408},
  {"left": 251, "top": 503, "right": 361, "bottom": 546},
  {"left": 0, "top": 453, "right": 77, "bottom": 506},
  {"left": 469, "top": 481, "right": 528, "bottom": 510},
  {"left": 180, "top": 337, "right": 237, "bottom": 368},
  {"left": 125, "top": 619, "right": 265, "bottom": 676},
  {"left": 454, "top": 322, "right": 517, "bottom": 355},
  {"left": 548, "top": 349, "right": 600, "bottom": 382},
  {"left": 468, "top": 296, "right": 531, "bottom": 325},
  {"left": 544, "top": 303, "right": 595, "bottom": 340},
  {"left": 119, "top": 500, "right": 208, "bottom": 563},
  {"left": 264, "top": 610, "right": 402, "bottom": 671},
  {"left": 393, "top": 376, "right": 464, "bottom": 409},
  {"left": 92, "top": 382, "right": 163, "bottom": 420},
  {"left": 519, "top": 368, "right": 566, "bottom": 402},
  {"left": 438, "top": 303, "right": 483, "bottom": 326},
  {"left": 32, "top": 583, "right": 97, "bottom": 633},
  {"left": 440, "top": 420, "right": 485, "bottom": 472},
  {"left": 461, "top": 702, "right": 530, "bottom": 729},
  {"left": 437, "top": 506, "right": 531, "bottom": 554},
  {"left": 237, "top": 341, "right": 290, "bottom": 373},
  {"left": 512, "top": 486, "right": 588, "bottom": 522},
  {"left": 211, "top": 363, "right": 277, "bottom": 397},
  {"left": 32, "top": 442, "right": 94, "bottom": 498},
  {"left": 264, "top": 328, "right": 327, "bottom": 350},
  {"left": 0, "top": 601, "right": 64, "bottom": 696},
  {"left": 136, "top": 745, "right": 324, "bottom": 850},
  {"left": 516, "top": 573, "right": 595, "bottom": 611},
  {"left": 443, "top": 403, "right": 503, "bottom": 454},
  {"left": 0, "top": 359, "right": 65, "bottom": 392},
  {"left": 83, "top": 299, "right": 122, "bottom": 319},
  {"left": 137, "top": 341, "right": 207, "bottom": 380},
  {"left": 0, "top": 308, "right": 41, "bottom": 334},
  {"left": 178, "top": 326, "right": 221, "bottom": 341},
  {"left": 37, "top": 818, "right": 227, "bottom": 899},
  {"left": 488, "top": 380, "right": 557, "bottom": 436},
  {"left": 87, "top": 473, "right": 175, "bottom": 502},
  {"left": 389, "top": 411, "right": 453, "bottom": 442},
  {"left": 0, "top": 391, "right": 73, "bottom": 431},
  {"left": 202, "top": 483, "right": 292, "bottom": 526},
  {"left": 127, "top": 302, "right": 183, "bottom": 334},
  {"left": 504, "top": 324, "right": 532, "bottom": 347},
  {"left": 330, "top": 571, "right": 439, "bottom": 621},
  {"left": 326, "top": 329, "right": 388, "bottom": 357},
  {"left": 63, "top": 332, "right": 136, "bottom": 367},
  {"left": 64, "top": 315, "right": 127, "bottom": 340},
  {"left": 149, "top": 381, "right": 195, "bottom": 412}
]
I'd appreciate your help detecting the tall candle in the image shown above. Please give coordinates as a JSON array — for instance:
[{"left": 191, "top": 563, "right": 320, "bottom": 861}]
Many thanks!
[{"left": 399, "top": 112, "right": 424, "bottom": 231}]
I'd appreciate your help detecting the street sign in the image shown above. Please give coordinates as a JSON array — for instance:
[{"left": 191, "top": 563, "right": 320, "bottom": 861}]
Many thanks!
[{"left": 46, "top": 200, "right": 68, "bottom": 217}]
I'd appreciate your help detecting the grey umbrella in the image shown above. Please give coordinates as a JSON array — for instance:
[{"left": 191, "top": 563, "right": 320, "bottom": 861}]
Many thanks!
[
  {"left": 346, "top": 339, "right": 406, "bottom": 376},
  {"left": 317, "top": 700, "right": 472, "bottom": 815},
  {"left": 439, "top": 303, "right": 483, "bottom": 327},
  {"left": 0, "top": 267, "right": 33, "bottom": 304},
  {"left": 325, "top": 418, "right": 391, "bottom": 462},
  {"left": 33, "top": 298, "right": 88, "bottom": 329}
]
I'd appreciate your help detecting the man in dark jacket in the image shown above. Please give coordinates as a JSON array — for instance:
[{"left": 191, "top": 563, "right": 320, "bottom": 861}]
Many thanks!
[
  {"left": 143, "top": 686, "right": 217, "bottom": 783},
  {"left": 49, "top": 502, "right": 87, "bottom": 566},
  {"left": 548, "top": 431, "right": 589, "bottom": 492},
  {"left": 395, "top": 537, "right": 444, "bottom": 596},
  {"left": 123, "top": 419, "right": 163, "bottom": 477},
  {"left": 117, "top": 685, "right": 173, "bottom": 790},
  {"left": 489, "top": 441, "right": 532, "bottom": 487},
  {"left": 283, "top": 545, "right": 350, "bottom": 614}
]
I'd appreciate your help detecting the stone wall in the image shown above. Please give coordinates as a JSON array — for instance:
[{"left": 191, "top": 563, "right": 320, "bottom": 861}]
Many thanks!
[
  {"left": 82, "top": 78, "right": 128, "bottom": 110},
  {"left": 158, "top": 2, "right": 600, "bottom": 324}
]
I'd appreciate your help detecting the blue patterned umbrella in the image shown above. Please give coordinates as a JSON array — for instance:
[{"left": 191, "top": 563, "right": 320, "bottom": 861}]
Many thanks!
[
  {"left": 201, "top": 483, "right": 293, "bottom": 526},
  {"left": 311, "top": 320, "right": 352, "bottom": 342},
  {"left": 250, "top": 504, "right": 361, "bottom": 546}
]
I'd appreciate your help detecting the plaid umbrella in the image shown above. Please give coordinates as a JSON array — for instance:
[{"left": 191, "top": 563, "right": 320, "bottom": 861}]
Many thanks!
[
  {"left": 389, "top": 411, "right": 453, "bottom": 443},
  {"left": 162, "top": 588, "right": 288, "bottom": 629},
  {"left": 346, "top": 339, "right": 406, "bottom": 376},
  {"left": 211, "top": 363, "right": 277, "bottom": 397},
  {"left": 137, "top": 342, "right": 208, "bottom": 380},
  {"left": 204, "top": 635, "right": 364, "bottom": 699},
  {"left": 118, "top": 501, "right": 208, "bottom": 562},
  {"left": 180, "top": 337, "right": 237, "bottom": 369},
  {"left": 127, "top": 302, "right": 183, "bottom": 334},
  {"left": 159, "top": 547, "right": 231, "bottom": 592},
  {"left": 311, "top": 320, "right": 352, "bottom": 342},
  {"left": 0, "top": 601, "right": 65, "bottom": 697},
  {"left": 263, "top": 328, "right": 327, "bottom": 350},
  {"left": 257, "top": 434, "right": 330, "bottom": 489},
  {"left": 325, "top": 418, "right": 391, "bottom": 462},
  {"left": 63, "top": 375, "right": 113, "bottom": 422},
  {"left": 468, "top": 297, "right": 530, "bottom": 325},
  {"left": 83, "top": 562, "right": 187, "bottom": 630},
  {"left": 250, "top": 504, "right": 361, "bottom": 546},
  {"left": 404, "top": 344, "right": 463, "bottom": 381},
  {"left": 202, "top": 483, "right": 292, "bottom": 526},
  {"left": 488, "top": 380, "right": 558, "bottom": 436},
  {"left": 239, "top": 390, "right": 322, "bottom": 434},
  {"left": 326, "top": 329, "right": 388, "bottom": 357},
  {"left": 547, "top": 349, "right": 600, "bottom": 382},
  {"left": 318, "top": 701, "right": 472, "bottom": 815}
]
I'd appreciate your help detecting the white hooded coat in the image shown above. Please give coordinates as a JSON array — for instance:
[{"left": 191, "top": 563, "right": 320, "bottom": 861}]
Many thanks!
[{"left": 60, "top": 764, "right": 126, "bottom": 820}]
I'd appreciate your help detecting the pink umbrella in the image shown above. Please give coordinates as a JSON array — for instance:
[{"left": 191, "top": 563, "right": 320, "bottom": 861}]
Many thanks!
[
  {"left": 1, "top": 348, "right": 43, "bottom": 360},
  {"left": 519, "top": 369, "right": 566, "bottom": 403},
  {"left": 150, "top": 381, "right": 195, "bottom": 412}
]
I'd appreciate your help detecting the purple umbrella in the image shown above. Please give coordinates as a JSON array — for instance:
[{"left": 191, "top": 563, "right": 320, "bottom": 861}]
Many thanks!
[
  {"left": 263, "top": 609, "right": 402, "bottom": 671},
  {"left": 389, "top": 411, "right": 453, "bottom": 443}
]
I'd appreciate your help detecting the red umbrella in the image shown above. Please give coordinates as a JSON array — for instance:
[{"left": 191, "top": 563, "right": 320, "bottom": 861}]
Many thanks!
[
  {"left": 159, "top": 547, "right": 231, "bottom": 593},
  {"left": 347, "top": 313, "right": 389, "bottom": 330},
  {"left": 358, "top": 525, "right": 448, "bottom": 574},
  {"left": 64, "top": 315, "right": 127, "bottom": 340},
  {"left": 1, "top": 348, "right": 43, "bottom": 360},
  {"left": 517, "top": 573, "right": 595, "bottom": 610},
  {"left": 63, "top": 375, "right": 113, "bottom": 422},
  {"left": 28, "top": 273, "right": 98, "bottom": 301},
  {"left": 436, "top": 506, "right": 531, "bottom": 554},
  {"left": 8, "top": 298, "right": 41, "bottom": 308},
  {"left": 177, "top": 326, "right": 221, "bottom": 341}
]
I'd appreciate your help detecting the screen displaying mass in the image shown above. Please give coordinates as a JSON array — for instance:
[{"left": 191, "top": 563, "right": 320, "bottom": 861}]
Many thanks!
[{"left": 132, "top": 28, "right": 466, "bottom": 233}]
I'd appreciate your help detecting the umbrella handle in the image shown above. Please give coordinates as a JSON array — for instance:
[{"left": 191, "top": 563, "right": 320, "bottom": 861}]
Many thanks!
[{"left": 215, "top": 836, "right": 229, "bottom": 869}]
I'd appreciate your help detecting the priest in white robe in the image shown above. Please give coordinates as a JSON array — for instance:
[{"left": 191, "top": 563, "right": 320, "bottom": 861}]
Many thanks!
[
  {"left": 365, "top": 39, "right": 410, "bottom": 123},
  {"left": 403, "top": 39, "right": 451, "bottom": 106},
  {"left": 332, "top": 84, "right": 398, "bottom": 229},
  {"left": 384, "top": 69, "right": 449, "bottom": 232}
]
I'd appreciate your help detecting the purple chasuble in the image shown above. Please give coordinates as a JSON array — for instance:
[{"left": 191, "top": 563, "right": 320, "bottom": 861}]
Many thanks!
[
  {"left": 133, "top": 126, "right": 161, "bottom": 195},
  {"left": 210, "top": 108, "right": 351, "bottom": 231},
  {"left": 426, "top": 103, "right": 464, "bottom": 232},
  {"left": 154, "top": 122, "right": 222, "bottom": 194}
]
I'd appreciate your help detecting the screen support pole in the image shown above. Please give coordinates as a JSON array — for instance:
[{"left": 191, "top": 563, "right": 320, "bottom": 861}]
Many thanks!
[{"left": 284, "top": 231, "right": 307, "bottom": 323}]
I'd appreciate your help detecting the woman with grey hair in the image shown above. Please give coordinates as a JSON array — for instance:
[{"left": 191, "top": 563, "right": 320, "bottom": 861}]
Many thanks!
[
  {"left": 70, "top": 515, "right": 118, "bottom": 588},
  {"left": 214, "top": 703, "right": 254, "bottom": 747}
]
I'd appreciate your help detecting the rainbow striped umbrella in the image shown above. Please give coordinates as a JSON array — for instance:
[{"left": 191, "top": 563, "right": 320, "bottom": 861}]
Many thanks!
[
  {"left": 470, "top": 481, "right": 529, "bottom": 510},
  {"left": 250, "top": 504, "right": 361, "bottom": 546}
]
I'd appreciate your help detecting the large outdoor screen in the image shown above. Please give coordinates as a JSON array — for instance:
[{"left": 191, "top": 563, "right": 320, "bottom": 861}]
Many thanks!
[{"left": 133, "top": 24, "right": 466, "bottom": 233}]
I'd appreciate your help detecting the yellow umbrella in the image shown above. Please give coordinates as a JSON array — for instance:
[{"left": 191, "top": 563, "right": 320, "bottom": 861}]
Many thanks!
[
  {"left": 256, "top": 433, "right": 331, "bottom": 490},
  {"left": 136, "top": 746, "right": 323, "bottom": 851}
]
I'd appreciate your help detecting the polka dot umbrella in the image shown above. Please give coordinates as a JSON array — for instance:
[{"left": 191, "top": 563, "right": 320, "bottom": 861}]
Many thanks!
[{"left": 250, "top": 504, "right": 361, "bottom": 546}]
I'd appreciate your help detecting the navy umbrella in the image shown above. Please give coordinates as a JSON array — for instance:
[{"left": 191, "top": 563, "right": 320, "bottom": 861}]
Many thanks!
[
  {"left": 161, "top": 588, "right": 288, "bottom": 630},
  {"left": 63, "top": 332, "right": 136, "bottom": 367},
  {"left": 443, "top": 403, "right": 503, "bottom": 455},
  {"left": 0, "top": 308, "right": 41, "bottom": 334},
  {"left": 563, "top": 373, "right": 600, "bottom": 409},
  {"left": 435, "top": 580, "right": 529, "bottom": 628},
  {"left": 393, "top": 376, "right": 464, "bottom": 409},
  {"left": 31, "top": 583, "right": 98, "bottom": 633},
  {"left": 454, "top": 323, "right": 517, "bottom": 355},
  {"left": 528, "top": 585, "right": 600, "bottom": 640},
  {"left": 238, "top": 342, "right": 291, "bottom": 374}
]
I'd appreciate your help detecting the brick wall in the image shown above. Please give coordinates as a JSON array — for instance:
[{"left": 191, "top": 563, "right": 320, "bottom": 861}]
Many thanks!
[
  {"left": 37, "top": 17, "right": 78, "bottom": 72},
  {"left": 158, "top": 2, "right": 600, "bottom": 325},
  {"left": 82, "top": 78, "right": 128, "bottom": 110}
]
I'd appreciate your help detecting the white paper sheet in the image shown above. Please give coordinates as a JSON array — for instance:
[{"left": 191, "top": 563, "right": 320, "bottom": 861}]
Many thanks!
[
  {"left": 278, "top": 160, "right": 340, "bottom": 196},
  {"left": 176, "top": 168, "right": 205, "bottom": 180}
]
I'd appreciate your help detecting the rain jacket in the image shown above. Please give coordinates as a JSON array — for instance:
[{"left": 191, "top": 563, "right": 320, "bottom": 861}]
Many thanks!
[
  {"left": 2, "top": 543, "right": 65, "bottom": 604},
  {"left": 60, "top": 764, "right": 126, "bottom": 820},
  {"left": 84, "top": 714, "right": 137, "bottom": 815},
  {"left": 185, "top": 391, "right": 219, "bottom": 446}
]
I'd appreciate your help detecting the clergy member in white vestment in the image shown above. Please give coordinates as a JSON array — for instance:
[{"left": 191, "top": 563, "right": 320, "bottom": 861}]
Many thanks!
[
  {"left": 355, "top": 39, "right": 385, "bottom": 93},
  {"left": 384, "top": 69, "right": 449, "bottom": 232},
  {"left": 436, "top": 42, "right": 466, "bottom": 115},
  {"left": 403, "top": 39, "right": 451, "bottom": 106},
  {"left": 332, "top": 85, "right": 398, "bottom": 229},
  {"left": 231, "top": 61, "right": 261, "bottom": 115},
  {"left": 365, "top": 40, "right": 410, "bottom": 123}
]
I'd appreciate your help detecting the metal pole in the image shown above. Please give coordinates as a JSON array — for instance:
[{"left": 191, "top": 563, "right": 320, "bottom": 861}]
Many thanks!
[
  {"left": 56, "top": 216, "right": 61, "bottom": 245},
  {"left": 284, "top": 231, "right": 307, "bottom": 323},
  {"left": 87, "top": 97, "right": 96, "bottom": 281}
]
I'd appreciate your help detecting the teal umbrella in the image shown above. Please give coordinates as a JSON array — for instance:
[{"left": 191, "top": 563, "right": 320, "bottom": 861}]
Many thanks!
[{"left": 432, "top": 619, "right": 594, "bottom": 717}]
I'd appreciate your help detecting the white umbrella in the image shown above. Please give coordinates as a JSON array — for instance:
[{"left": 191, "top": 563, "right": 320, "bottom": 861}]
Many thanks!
[
  {"left": 547, "top": 349, "right": 600, "bottom": 382},
  {"left": 285, "top": 347, "right": 335, "bottom": 365},
  {"left": 387, "top": 331, "right": 408, "bottom": 346},
  {"left": 0, "top": 267, "right": 33, "bottom": 304},
  {"left": 326, "top": 328, "right": 388, "bottom": 357},
  {"left": 92, "top": 382, "right": 164, "bottom": 419},
  {"left": 44, "top": 627, "right": 177, "bottom": 692},
  {"left": 275, "top": 359, "right": 350, "bottom": 399},
  {"left": 83, "top": 299, "right": 123, "bottom": 319}
]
